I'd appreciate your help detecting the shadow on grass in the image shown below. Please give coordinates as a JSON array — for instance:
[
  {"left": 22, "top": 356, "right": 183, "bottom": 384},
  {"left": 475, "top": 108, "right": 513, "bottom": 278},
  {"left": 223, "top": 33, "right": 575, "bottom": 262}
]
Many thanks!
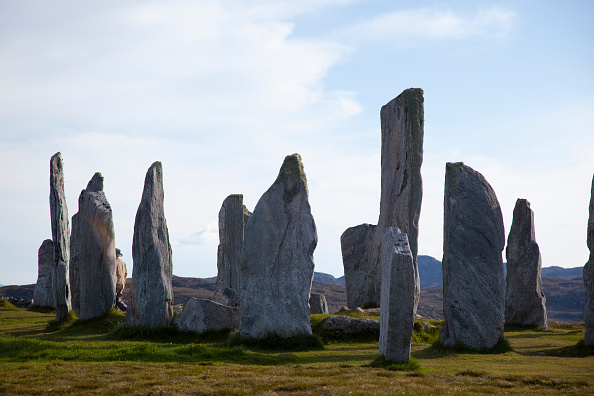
[
  {"left": 536, "top": 339, "right": 594, "bottom": 358},
  {"left": 366, "top": 355, "right": 423, "bottom": 372},
  {"left": 227, "top": 331, "right": 324, "bottom": 352},
  {"left": 418, "top": 338, "right": 513, "bottom": 358}
]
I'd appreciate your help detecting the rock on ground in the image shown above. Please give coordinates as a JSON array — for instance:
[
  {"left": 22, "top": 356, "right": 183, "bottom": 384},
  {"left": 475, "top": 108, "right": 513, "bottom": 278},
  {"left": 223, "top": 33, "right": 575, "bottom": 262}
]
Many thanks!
[
  {"left": 309, "top": 292, "right": 329, "bottom": 314},
  {"left": 33, "top": 239, "right": 55, "bottom": 308},
  {"left": 505, "top": 198, "right": 547, "bottom": 327},
  {"left": 379, "top": 227, "right": 416, "bottom": 363},
  {"left": 49, "top": 152, "right": 71, "bottom": 321},
  {"left": 341, "top": 224, "right": 376, "bottom": 309},
  {"left": 321, "top": 315, "right": 379, "bottom": 334},
  {"left": 439, "top": 162, "right": 505, "bottom": 351},
  {"left": 174, "top": 298, "right": 240, "bottom": 334},
  {"left": 585, "top": 174, "right": 594, "bottom": 346},
  {"left": 240, "top": 154, "right": 317, "bottom": 339},
  {"left": 125, "top": 161, "right": 174, "bottom": 328}
]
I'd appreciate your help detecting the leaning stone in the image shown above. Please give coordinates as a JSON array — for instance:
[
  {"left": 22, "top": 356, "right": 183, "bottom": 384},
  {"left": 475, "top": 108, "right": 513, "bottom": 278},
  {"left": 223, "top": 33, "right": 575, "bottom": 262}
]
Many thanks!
[
  {"left": 33, "top": 239, "right": 56, "bottom": 308},
  {"left": 125, "top": 162, "right": 174, "bottom": 328},
  {"left": 505, "top": 199, "right": 547, "bottom": 327},
  {"left": 49, "top": 152, "right": 71, "bottom": 321},
  {"left": 309, "top": 292, "right": 329, "bottom": 314},
  {"left": 240, "top": 154, "right": 317, "bottom": 339},
  {"left": 585, "top": 174, "right": 594, "bottom": 346},
  {"left": 75, "top": 173, "right": 117, "bottom": 320},
  {"left": 379, "top": 227, "right": 416, "bottom": 363},
  {"left": 321, "top": 315, "right": 379, "bottom": 334},
  {"left": 213, "top": 194, "right": 251, "bottom": 307},
  {"left": 341, "top": 224, "right": 376, "bottom": 309},
  {"left": 173, "top": 298, "right": 239, "bottom": 334},
  {"left": 439, "top": 162, "right": 505, "bottom": 351}
]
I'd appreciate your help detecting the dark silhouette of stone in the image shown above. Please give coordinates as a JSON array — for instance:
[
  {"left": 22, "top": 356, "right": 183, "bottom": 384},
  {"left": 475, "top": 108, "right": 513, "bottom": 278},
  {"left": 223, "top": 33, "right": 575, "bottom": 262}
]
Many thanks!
[
  {"left": 240, "top": 154, "right": 317, "bottom": 339},
  {"left": 173, "top": 298, "right": 239, "bottom": 334},
  {"left": 125, "top": 161, "right": 174, "bottom": 328},
  {"left": 341, "top": 224, "right": 376, "bottom": 309},
  {"left": 585, "top": 175, "right": 594, "bottom": 345},
  {"left": 379, "top": 227, "right": 416, "bottom": 363},
  {"left": 213, "top": 194, "right": 251, "bottom": 307},
  {"left": 439, "top": 162, "right": 505, "bottom": 351},
  {"left": 49, "top": 152, "right": 71, "bottom": 321},
  {"left": 505, "top": 199, "right": 547, "bottom": 327},
  {"left": 69, "top": 213, "right": 81, "bottom": 314},
  {"left": 33, "top": 239, "right": 55, "bottom": 307},
  {"left": 309, "top": 292, "right": 329, "bottom": 314}
]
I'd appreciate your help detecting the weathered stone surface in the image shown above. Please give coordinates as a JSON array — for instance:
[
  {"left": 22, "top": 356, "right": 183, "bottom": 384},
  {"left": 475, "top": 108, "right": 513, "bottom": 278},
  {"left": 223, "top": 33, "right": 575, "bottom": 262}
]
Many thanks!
[
  {"left": 125, "top": 161, "right": 174, "bottom": 328},
  {"left": 309, "top": 292, "right": 329, "bottom": 314},
  {"left": 69, "top": 213, "right": 81, "bottom": 314},
  {"left": 341, "top": 89, "right": 423, "bottom": 308},
  {"left": 505, "top": 199, "right": 547, "bottom": 327},
  {"left": 173, "top": 298, "right": 239, "bottom": 334},
  {"left": 74, "top": 173, "right": 117, "bottom": 320},
  {"left": 341, "top": 224, "right": 376, "bottom": 309},
  {"left": 240, "top": 154, "right": 317, "bottom": 339},
  {"left": 585, "top": 174, "right": 594, "bottom": 346},
  {"left": 379, "top": 227, "right": 416, "bottom": 363},
  {"left": 321, "top": 315, "right": 379, "bottom": 334},
  {"left": 33, "top": 239, "right": 55, "bottom": 308},
  {"left": 49, "top": 152, "right": 71, "bottom": 321},
  {"left": 439, "top": 162, "right": 505, "bottom": 351},
  {"left": 213, "top": 194, "right": 251, "bottom": 307}
]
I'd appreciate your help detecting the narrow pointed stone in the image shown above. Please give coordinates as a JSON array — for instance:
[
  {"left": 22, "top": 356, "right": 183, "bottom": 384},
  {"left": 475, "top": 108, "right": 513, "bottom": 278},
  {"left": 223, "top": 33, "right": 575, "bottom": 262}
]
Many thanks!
[
  {"left": 584, "top": 174, "right": 594, "bottom": 345},
  {"left": 50, "top": 152, "right": 71, "bottom": 321},
  {"left": 125, "top": 161, "right": 174, "bottom": 328},
  {"left": 33, "top": 239, "right": 56, "bottom": 308}
]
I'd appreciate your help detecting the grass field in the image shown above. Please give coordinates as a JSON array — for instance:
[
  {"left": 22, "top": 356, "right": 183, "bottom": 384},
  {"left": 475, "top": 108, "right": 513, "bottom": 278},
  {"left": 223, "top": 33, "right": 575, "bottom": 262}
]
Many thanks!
[{"left": 0, "top": 300, "right": 592, "bottom": 395}]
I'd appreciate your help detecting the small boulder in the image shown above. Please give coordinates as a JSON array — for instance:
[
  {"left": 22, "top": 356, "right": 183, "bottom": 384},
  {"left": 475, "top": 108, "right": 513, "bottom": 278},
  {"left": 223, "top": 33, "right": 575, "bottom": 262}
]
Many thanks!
[
  {"left": 309, "top": 292, "right": 329, "bottom": 314},
  {"left": 174, "top": 298, "right": 239, "bottom": 334}
]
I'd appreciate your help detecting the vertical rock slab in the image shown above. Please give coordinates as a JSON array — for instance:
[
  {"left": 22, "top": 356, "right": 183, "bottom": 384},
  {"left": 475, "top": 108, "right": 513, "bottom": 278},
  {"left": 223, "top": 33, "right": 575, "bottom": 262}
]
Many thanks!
[
  {"left": 585, "top": 174, "right": 594, "bottom": 346},
  {"left": 69, "top": 213, "right": 81, "bottom": 315},
  {"left": 75, "top": 173, "right": 117, "bottom": 320},
  {"left": 33, "top": 239, "right": 56, "bottom": 307},
  {"left": 379, "top": 227, "right": 415, "bottom": 363},
  {"left": 341, "top": 224, "right": 376, "bottom": 309},
  {"left": 240, "top": 154, "right": 317, "bottom": 339},
  {"left": 309, "top": 292, "right": 329, "bottom": 314},
  {"left": 439, "top": 162, "right": 505, "bottom": 351},
  {"left": 505, "top": 199, "right": 547, "bottom": 327},
  {"left": 213, "top": 194, "right": 251, "bottom": 307},
  {"left": 49, "top": 152, "right": 71, "bottom": 321},
  {"left": 173, "top": 298, "right": 240, "bottom": 334},
  {"left": 125, "top": 161, "right": 174, "bottom": 328}
]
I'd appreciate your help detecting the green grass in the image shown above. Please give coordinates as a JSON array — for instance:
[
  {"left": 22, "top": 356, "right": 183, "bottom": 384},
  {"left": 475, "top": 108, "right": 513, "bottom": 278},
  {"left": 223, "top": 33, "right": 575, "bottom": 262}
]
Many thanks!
[
  {"left": 0, "top": 298, "right": 19, "bottom": 310},
  {"left": 227, "top": 331, "right": 324, "bottom": 351},
  {"left": 368, "top": 355, "right": 423, "bottom": 372}
]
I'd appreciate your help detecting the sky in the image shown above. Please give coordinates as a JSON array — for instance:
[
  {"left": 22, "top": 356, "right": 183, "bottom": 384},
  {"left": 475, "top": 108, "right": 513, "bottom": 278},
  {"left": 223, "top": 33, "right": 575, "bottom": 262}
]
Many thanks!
[{"left": 1, "top": 0, "right": 593, "bottom": 286}]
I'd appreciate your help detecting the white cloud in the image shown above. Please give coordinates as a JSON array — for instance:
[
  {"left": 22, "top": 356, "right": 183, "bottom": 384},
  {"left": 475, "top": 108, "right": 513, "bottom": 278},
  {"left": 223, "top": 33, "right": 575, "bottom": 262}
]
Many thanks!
[{"left": 178, "top": 222, "right": 219, "bottom": 246}]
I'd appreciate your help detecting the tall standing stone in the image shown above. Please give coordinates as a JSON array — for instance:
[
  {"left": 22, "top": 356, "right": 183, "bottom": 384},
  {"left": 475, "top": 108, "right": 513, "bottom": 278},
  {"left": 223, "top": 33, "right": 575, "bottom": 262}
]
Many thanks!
[
  {"left": 240, "top": 154, "right": 317, "bottom": 339},
  {"left": 69, "top": 213, "right": 81, "bottom": 314},
  {"left": 309, "top": 292, "right": 329, "bottom": 315},
  {"left": 505, "top": 199, "right": 547, "bottom": 327},
  {"left": 125, "top": 161, "right": 174, "bottom": 328},
  {"left": 50, "top": 152, "right": 71, "bottom": 321},
  {"left": 341, "top": 88, "right": 424, "bottom": 308},
  {"left": 33, "top": 239, "right": 56, "bottom": 308},
  {"left": 379, "top": 227, "right": 416, "bottom": 363},
  {"left": 585, "top": 174, "right": 594, "bottom": 346},
  {"left": 340, "top": 224, "right": 376, "bottom": 309},
  {"left": 74, "top": 173, "right": 117, "bottom": 320},
  {"left": 213, "top": 194, "right": 251, "bottom": 307},
  {"left": 439, "top": 162, "right": 505, "bottom": 351}
]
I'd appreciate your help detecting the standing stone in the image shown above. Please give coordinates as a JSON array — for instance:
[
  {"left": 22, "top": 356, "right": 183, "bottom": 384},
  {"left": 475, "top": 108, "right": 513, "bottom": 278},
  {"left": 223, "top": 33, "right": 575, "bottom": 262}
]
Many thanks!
[
  {"left": 439, "top": 162, "right": 506, "bottom": 351},
  {"left": 585, "top": 175, "right": 594, "bottom": 346},
  {"left": 33, "top": 239, "right": 56, "bottom": 308},
  {"left": 341, "top": 89, "right": 424, "bottom": 308},
  {"left": 505, "top": 199, "right": 547, "bottom": 327},
  {"left": 125, "top": 161, "right": 174, "bottom": 328},
  {"left": 173, "top": 298, "right": 240, "bottom": 334},
  {"left": 213, "top": 194, "right": 251, "bottom": 307},
  {"left": 50, "top": 152, "right": 71, "bottom": 321},
  {"left": 379, "top": 227, "right": 415, "bottom": 363},
  {"left": 69, "top": 213, "right": 81, "bottom": 315},
  {"left": 75, "top": 173, "right": 117, "bottom": 320},
  {"left": 240, "top": 154, "right": 317, "bottom": 339},
  {"left": 309, "top": 292, "right": 329, "bottom": 314},
  {"left": 341, "top": 224, "right": 376, "bottom": 309}
]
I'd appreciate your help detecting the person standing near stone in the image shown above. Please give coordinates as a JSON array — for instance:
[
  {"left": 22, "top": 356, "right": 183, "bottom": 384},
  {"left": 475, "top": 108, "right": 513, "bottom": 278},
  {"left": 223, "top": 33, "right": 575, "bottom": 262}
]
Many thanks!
[
  {"left": 584, "top": 174, "right": 594, "bottom": 346},
  {"left": 115, "top": 248, "right": 127, "bottom": 311},
  {"left": 439, "top": 162, "right": 506, "bottom": 351},
  {"left": 505, "top": 199, "right": 547, "bottom": 327},
  {"left": 49, "top": 152, "right": 72, "bottom": 321}
]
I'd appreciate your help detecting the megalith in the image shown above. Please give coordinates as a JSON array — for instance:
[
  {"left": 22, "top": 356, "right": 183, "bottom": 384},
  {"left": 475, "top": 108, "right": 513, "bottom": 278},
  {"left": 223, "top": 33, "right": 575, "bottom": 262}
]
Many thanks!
[
  {"left": 125, "top": 161, "right": 174, "bottom": 328},
  {"left": 309, "top": 292, "right": 329, "bottom": 314},
  {"left": 379, "top": 227, "right": 416, "bottom": 363},
  {"left": 341, "top": 88, "right": 424, "bottom": 308},
  {"left": 173, "top": 298, "right": 239, "bottom": 334},
  {"left": 439, "top": 162, "right": 506, "bottom": 351},
  {"left": 505, "top": 198, "right": 547, "bottom": 327},
  {"left": 69, "top": 213, "right": 81, "bottom": 314},
  {"left": 74, "top": 173, "right": 117, "bottom": 320},
  {"left": 50, "top": 152, "right": 71, "bottom": 321},
  {"left": 213, "top": 194, "right": 251, "bottom": 307},
  {"left": 341, "top": 224, "right": 376, "bottom": 309},
  {"left": 240, "top": 154, "right": 317, "bottom": 339},
  {"left": 33, "top": 239, "right": 56, "bottom": 308},
  {"left": 585, "top": 174, "right": 594, "bottom": 346}
]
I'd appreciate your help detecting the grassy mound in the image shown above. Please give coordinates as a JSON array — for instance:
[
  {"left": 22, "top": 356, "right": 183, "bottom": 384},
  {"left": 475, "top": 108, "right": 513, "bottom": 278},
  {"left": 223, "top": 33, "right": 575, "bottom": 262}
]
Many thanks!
[{"left": 0, "top": 298, "right": 19, "bottom": 310}]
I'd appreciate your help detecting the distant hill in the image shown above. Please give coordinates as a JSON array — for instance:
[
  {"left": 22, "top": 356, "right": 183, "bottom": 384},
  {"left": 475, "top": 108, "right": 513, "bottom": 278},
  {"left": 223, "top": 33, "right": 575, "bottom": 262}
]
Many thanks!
[
  {"left": 313, "top": 272, "right": 344, "bottom": 285},
  {"left": 541, "top": 266, "right": 583, "bottom": 279}
]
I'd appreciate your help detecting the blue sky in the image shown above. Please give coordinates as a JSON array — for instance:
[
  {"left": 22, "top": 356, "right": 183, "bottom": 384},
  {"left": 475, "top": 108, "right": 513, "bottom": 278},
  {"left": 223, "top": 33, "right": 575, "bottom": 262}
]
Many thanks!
[{"left": 1, "top": 0, "right": 593, "bottom": 285}]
